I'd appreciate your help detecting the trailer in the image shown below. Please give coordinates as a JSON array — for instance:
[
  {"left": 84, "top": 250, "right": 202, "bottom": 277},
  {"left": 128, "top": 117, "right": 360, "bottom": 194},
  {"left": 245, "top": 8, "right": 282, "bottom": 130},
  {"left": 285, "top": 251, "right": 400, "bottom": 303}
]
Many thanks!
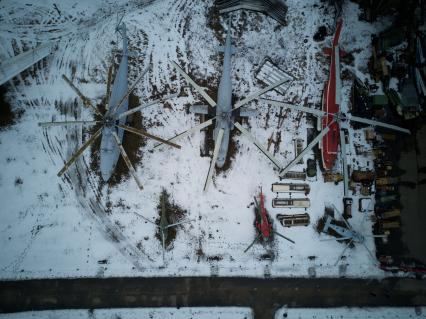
[
  {"left": 281, "top": 171, "right": 306, "bottom": 180},
  {"left": 271, "top": 183, "right": 310, "bottom": 195},
  {"left": 276, "top": 213, "right": 310, "bottom": 227},
  {"left": 272, "top": 198, "right": 310, "bottom": 208}
]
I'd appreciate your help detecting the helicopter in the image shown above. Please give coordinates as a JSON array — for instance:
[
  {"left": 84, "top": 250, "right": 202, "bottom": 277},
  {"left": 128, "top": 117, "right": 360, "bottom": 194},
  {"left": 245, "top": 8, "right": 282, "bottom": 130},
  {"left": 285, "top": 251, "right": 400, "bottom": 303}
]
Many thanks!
[
  {"left": 244, "top": 188, "right": 295, "bottom": 253},
  {"left": 137, "top": 189, "right": 192, "bottom": 264},
  {"left": 39, "top": 22, "right": 180, "bottom": 190},
  {"left": 155, "top": 19, "right": 287, "bottom": 192},
  {"left": 320, "top": 204, "right": 387, "bottom": 266}
]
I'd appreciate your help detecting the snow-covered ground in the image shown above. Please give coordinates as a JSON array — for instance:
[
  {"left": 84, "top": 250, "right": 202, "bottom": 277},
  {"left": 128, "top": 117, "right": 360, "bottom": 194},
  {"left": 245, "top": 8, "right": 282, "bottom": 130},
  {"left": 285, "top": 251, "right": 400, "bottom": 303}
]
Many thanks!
[
  {"left": 1, "top": 307, "right": 424, "bottom": 319},
  {"left": 275, "top": 307, "right": 426, "bottom": 319},
  {"left": 0, "top": 307, "right": 253, "bottom": 319},
  {"left": 0, "top": 0, "right": 395, "bottom": 279}
]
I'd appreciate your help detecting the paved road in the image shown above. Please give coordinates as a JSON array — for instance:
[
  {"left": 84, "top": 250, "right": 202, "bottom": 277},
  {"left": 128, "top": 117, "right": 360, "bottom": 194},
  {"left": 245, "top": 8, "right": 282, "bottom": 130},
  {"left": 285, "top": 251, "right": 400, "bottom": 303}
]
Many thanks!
[{"left": 1, "top": 277, "right": 426, "bottom": 319}]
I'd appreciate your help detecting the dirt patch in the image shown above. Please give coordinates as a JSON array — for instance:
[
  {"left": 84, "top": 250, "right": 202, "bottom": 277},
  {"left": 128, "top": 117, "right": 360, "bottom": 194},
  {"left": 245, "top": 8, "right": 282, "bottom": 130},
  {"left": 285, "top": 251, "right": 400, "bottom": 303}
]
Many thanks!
[
  {"left": 0, "top": 85, "right": 23, "bottom": 130},
  {"left": 206, "top": 4, "right": 223, "bottom": 42},
  {"left": 200, "top": 117, "right": 240, "bottom": 174},
  {"left": 155, "top": 188, "right": 188, "bottom": 248}
]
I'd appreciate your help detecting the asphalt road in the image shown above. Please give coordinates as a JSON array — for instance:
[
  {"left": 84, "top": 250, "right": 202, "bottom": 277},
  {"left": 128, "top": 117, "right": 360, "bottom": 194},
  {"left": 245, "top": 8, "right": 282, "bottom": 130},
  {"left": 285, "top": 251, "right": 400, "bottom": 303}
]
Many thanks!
[{"left": 1, "top": 277, "right": 426, "bottom": 319}]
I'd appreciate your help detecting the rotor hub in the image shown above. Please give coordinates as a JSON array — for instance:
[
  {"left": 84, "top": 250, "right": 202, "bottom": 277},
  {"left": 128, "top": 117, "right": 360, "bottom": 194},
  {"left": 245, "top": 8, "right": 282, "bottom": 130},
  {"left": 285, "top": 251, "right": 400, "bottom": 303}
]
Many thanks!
[
  {"left": 221, "top": 111, "right": 232, "bottom": 122},
  {"left": 334, "top": 112, "right": 348, "bottom": 123},
  {"left": 354, "top": 232, "right": 365, "bottom": 243},
  {"left": 104, "top": 116, "right": 115, "bottom": 128}
]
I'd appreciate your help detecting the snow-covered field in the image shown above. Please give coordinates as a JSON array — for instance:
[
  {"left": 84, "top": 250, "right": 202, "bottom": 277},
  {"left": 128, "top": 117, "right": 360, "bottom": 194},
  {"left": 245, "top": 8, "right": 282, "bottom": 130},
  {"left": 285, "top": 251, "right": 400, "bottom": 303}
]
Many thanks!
[
  {"left": 0, "top": 307, "right": 424, "bottom": 319},
  {"left": 0, "top": 0, "right": 394, "bottom": 279},
  {"left": 275, "top": 307, "right": 426, "bottom": 319},
  {"left": 0, "top": 307, "right": 253, "bottom": 319}
]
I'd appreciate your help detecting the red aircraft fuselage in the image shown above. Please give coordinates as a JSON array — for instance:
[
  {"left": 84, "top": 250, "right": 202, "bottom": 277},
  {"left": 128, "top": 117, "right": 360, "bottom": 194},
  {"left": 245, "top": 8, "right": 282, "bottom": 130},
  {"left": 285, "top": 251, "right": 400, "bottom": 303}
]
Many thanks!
[
  {"left": 321, "top": 20, "right": 343, "bottom": 170},
  {"left": 256, "top": 190, "right": 271, "bottom": 240}
]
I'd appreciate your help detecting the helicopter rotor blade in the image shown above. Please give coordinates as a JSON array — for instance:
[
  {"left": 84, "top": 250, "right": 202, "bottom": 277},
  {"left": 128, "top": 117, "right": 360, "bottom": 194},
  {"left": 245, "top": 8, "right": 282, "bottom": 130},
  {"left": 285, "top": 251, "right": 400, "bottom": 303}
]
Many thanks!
[
  {"left": 203, "top": 128, "right": 224, "bottom": 192},
  {"left": 110, "top": 65, "right": 150, "bottom": 115},
  {"left": 348, "top": 115, "right": 410, "bottom": 134},
  {"left": 273, "top": 230, "right": 295, "bottom": 244},
  {"left": 161, "top": 230, "right": 166, "bottom": 264},
  {"left": 253, "top": 196, "right": 260, "bottom": 211},
  {"left": 234, "top": 122, "right": 283, "bottom": 170},
  {"left": 166, "top": 219, "right": 193, "bottom": 229},
  {"left": 233, "top": 77, "right": 288, "bottom": 110},
  {"left": 111, "top": 131, "right": 143, "bottom": 190},
  {"left": 331, "top": 203, "right": 353, "bottom": 231},
  {"left": 244, "top": 234, "right": 261, "bottom": 253},
  {"left": 154, "top": 118, "right": 215, "bottom": 149},
  {"left": 171, "top": 61, "right": 217, "bottom": 108},
  {"left": 62, "top": 74, "right": 102, "bottom": 116},
  {"left": 38, "top": 120, "right": 100, "bottom": 127},
  {"left": 334, "top": 239, "right": 353, "bottom": 266},
  {"left": 117, "top": 93, "right": 178, "bottom": 119},
  {"left": 260, "top": 98, "right": 326, "bottom": 117},
  {"left": 319, "top": 236, "right": 352, "bottom": 242},
  {"left": 116, "top": 12, "right": 125, "bottom": 29},
  {"left": 116, "top": 124, "right": 181, "bottom": 149},
  {"left": 361, "top": 241, "right": 378, "bottom": 265},
  {"left": 133, "top": 212, "right": 157, "bottom": 226},
  {"left": 364, "top": 234, "right": 388, "bottom": 238},
  {"left": 339, "top": 129, "right": 349, "bottom": 197},
  {"left": 279, "top": 125, "right": 331, "bottom": 177},
  {"left": 57, "top": 127, "right": 102, "bottom": 177}
]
